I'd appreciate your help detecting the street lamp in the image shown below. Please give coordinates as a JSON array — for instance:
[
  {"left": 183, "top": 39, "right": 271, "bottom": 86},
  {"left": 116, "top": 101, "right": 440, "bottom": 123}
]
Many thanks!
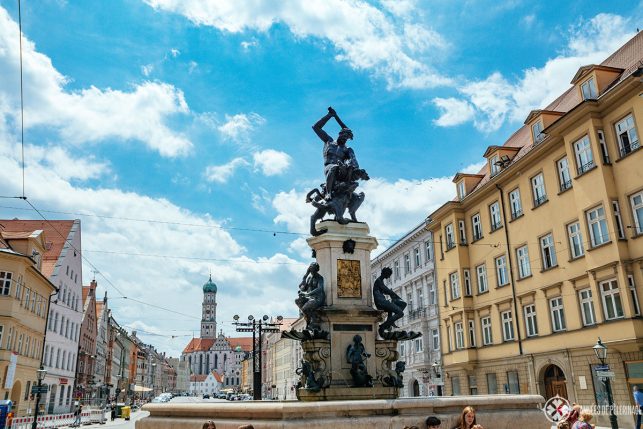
[
  {"left": 593, "top": 338, "right": 618, "bottom": 429},
  {"left": 31, "top": 367, "right": 47, "bottom": 429},
  {"left": 233, "top": 314, "right": 283, "bottom": 400}
]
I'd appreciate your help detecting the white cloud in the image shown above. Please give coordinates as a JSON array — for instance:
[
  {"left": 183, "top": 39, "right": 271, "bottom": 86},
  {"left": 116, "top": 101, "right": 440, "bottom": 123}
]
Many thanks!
[
  {"left": 142, "top": 0, "right": 451, "bottom": 89},
  {"left": 204, "top": 157, "right": 250, "bottom": 183},
  {"left": 0, "top": 6, "right": 192, "bottom": 157},
  {"left": 0, "top": 134, "right": 306, "bottom": 356},
  {"left": 432, "top": 13, "right": 635, "bottom": 132},
  {"left": 240, "top": 40, "right": 258, "bottom": 51},
  {"left": 433, "top": 97, "right": 475, "bottom": 127},
  {"left": 141, "top": 64, "right": 154, "bottom": 76},
  {"left": 26, "top": 145, "right": 110, "bottom": 181},
  {"left": 170, "top": 48, "right": 181, "bottom": 57},
  {"left": 461, "top": 161, "right": 486, "bottom": 175},
  {"left": 188, "top": 61, "right": 198, "bottom": 73},
  {"left": 217, "top": 113, "right": 266, "bottom": 144},
  {"left": 252, "top": 149, "right": 291, "bottom": 176}
]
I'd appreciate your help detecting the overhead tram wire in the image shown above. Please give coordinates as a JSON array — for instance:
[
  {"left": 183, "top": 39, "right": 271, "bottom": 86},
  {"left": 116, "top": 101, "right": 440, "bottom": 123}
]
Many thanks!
[
  {"left": 17, "top": 0, "right": 26, "bottom": 199},
  {"left": 0, "top": 202, "right": 558, "bottom": 249}
]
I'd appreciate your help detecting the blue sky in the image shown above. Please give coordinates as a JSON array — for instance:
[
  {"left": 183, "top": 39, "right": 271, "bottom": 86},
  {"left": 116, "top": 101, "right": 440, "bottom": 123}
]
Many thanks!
[{"left": 0, "top": 0, "right": 640, "bottom": 356}]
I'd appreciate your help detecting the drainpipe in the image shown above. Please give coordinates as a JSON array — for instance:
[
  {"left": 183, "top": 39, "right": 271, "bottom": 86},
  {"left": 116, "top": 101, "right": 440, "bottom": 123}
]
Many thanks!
[{"left": 495, "top": 184, "right": 523, "bottom": 355}]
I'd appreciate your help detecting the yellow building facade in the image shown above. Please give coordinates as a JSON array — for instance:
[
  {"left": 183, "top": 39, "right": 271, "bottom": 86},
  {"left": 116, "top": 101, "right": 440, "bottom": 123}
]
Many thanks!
[
  {"left": 0, "top": 230, "right": 56, "bottom": 416},
  {"left": 427, "top": 33, "right": 643, "bottom": 428}
]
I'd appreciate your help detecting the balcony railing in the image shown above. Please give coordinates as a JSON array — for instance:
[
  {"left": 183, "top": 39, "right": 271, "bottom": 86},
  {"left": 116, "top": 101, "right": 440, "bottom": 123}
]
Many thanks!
[
  {"left": 559, "top": 180, "right": 572, "bottom": 192},
  {"left": 446, "top": 241, "right": 455, "bottom": 250},
  {"left": 511, "top": 208, "right": 523, "bottom": 219},
  {"left": 620, "top": 140, "right": 641, "bottom": 157},
  {"left": 577, "top": 160, "right": 595, "bottom": 175},
  {"left": 490, "top": 221, "right": 502, "bottom": 231},
  {"left": 533, "top": 195, "right": 548, "bottom": 207},
  {"left": 472, "top": 232, "right": 483, "bottom": 241},
  {"left": 407, "top": 308, "right": 427, "bottom": 321}
]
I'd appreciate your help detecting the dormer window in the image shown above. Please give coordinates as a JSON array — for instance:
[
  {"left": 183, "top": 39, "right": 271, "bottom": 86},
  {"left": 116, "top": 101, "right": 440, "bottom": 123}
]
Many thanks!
[
  {"left": 580, "top": 77, "right": 598, "bottom": 100},
  {"left": 532, "top": 121, "right": 544, "bottom": 144},
  {"left": 457, "top": 181, "right": 466, "bottom": 200}
]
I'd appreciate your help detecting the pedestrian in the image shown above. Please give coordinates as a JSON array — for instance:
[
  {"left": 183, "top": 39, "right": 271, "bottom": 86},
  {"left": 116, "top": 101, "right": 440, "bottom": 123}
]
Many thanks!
[
  {"left": 426, "top": 416, "right": 442, "bottom": 429},
  {"left": 202, "top": 421, "right": 216, "bottom": 429},
  {"left": 237, "top": 425, "right": 254, "bottom": 429},
  {"left": 72, "top": 404, "right": 82, "bottom": 427},
  {"left": 111, "top": 402, "right": 117, "bottom": 421},
  {"left": 571, "top": 409, "right": 593, "bottom": 429},
  {"left": 452, "top": 406, "right": 484, "bottom": 429},
  {"left": 634, "top": 386, "right": 643, "bottom": 429},
  {"left": 565, "top": 403, "right": 581, "bottom": 427}
]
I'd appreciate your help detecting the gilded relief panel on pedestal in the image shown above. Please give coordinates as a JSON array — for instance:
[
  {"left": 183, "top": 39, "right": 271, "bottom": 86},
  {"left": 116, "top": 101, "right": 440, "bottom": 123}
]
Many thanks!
[{"left": 337, "top": 259, "right": 361, "bottom": 298}]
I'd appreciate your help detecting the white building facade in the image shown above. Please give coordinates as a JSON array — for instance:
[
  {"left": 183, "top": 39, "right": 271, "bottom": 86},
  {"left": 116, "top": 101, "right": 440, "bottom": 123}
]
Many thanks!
[
  {"left": 371, "top": 222, "right": 443, "bottom": 397},
  {"left": 41, "top": 220, "right": 84, "bottom": 414}
]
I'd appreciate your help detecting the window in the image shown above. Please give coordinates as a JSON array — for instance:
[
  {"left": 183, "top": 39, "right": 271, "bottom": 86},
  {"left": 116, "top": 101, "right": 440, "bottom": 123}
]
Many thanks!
[
  {"left": 472, "top": 213, "right": 483, "bottom": 241},
  {"left": 514, "top": 245, "right": 531, "bottom": 279},
  {"left": 507, "top": 371, "right": 520, "bottom": 394},
  {"left": 574, "top": 135, "right": 595, "bottom": 174},
  {"left": 567, "top": 222, "right": 585, "bottom": 259},
  {"left": 457, "top": 181, "right": 466, "bottom": 200},
  {"left": 557, "top": 157, "right": 572, "bottom": 191},
  {"left": 414, "top": 337, "right": 423, "bottom": 353},
  {"left": 531, "top": 173, "right": 547, "bottom": 206},
  {"left": 445, "top": 224, "right": 455, "bottom": 250},
  {"left": 428, "top": 281, "right": 436, "bottom": 305},
  {"left": 549, "top": 297, "right": 566, "bottom": 332},
  {"left": 587, "top": 206, "right": 609, "bottom": 247},
  {"left": 532, "top": 120, "right": 544, "bottom": 143},
  {"left": 579, "top": 288, "right": 596, "bottom": 326},
  {"left": 469, "top": 375, "right": 478, "bottom": 395},
  {"left": 481, "top": 317, "right": 492, "bottom": 345},
  {"left": 509, "top": 188, "right": 522, "bottom": 219},
  {"left": 14, "top": 275, "right": 22, "bottom": 300},
  {"left": 417, "top": 287, "right": 424, "bottom": 308},
  {"left": 486, "top": 373, "right": 498, "bottom": 394},
  {"left": 394, "top": 260, "right": 400, "bottom": 280},
  {"left": 495, "top": 255, "right": 509, "bottom": 286},
  {"left": 404, "top": 254, "right": 411, "bottom": 274},
  {"left": 476, "top": 264, "right": 488, "bottom": 293},
  {"left": 540, "top": 234, "right": 557, "bottom": 269},
  {"left": 632, "top": 192, "right": 643, "bottom": 235},
  {"left": 468, "top": 320, "right": 476, "bottom": 347},
  {"left": 597, "top": 130, "right": 610, "bottom": 164},
  {"left": 458, "top": 220, "right": 467, "bottom": 245},
  {"left": 0, "top": 272, "right": 12, "bottom": 296},
  {"left": 612, "top": 201, "right": 625, "bottom": 240},
  {"left": 615, "top": 114, "right": 640, "bottom": 157},
  {"left": 489, "top": 202, "right": 502, "bottom": 231},
  {"left": 406, "top": 290, "right": 414, "bottom": 312},
  {"left": 446, "top": 326, "right": 452, "bottom": 352},
  {"left": 490, "top": 155, "right": 500, "bottom": 176},
  {"left": 581, "top": 77, "right": 598, "bottom": 100},
  {"left": 627, "top": 275, "right": 641, "bottom": 316},
  {"left": 414, "top": 248, "right": 421, "bottom": 267},
  {"left": 600, "top": 279, "right": 624, "bottom": 320},
  {"left": 455, "top": 322, "right": 464, "bottom": 349},
  {"left": 0, "top": 326, "right": 3, "bottom": 350},
  {"left": 425, "top": 240, "right": 433, "bottom": 262},
  {"left": 450, "top": 272, "right": 460, "bottom": 300},
  {"left": 451, "top": 377, "right": 461, "bottom": 395},
  {"left": 524, "top": 304, "right": 538, "bottom": 337},
  {"left": 463, "top": 269, "right": 472, "bottom": 296},
  {"left": 501, "top": 311, "right": 514, "bottom": 341},
  {"left": 432, "top": 329, "right": 440, "bottom": 350}
]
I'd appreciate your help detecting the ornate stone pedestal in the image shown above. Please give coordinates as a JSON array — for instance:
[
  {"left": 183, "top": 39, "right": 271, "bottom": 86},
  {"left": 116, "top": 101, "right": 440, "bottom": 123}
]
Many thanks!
[{"left": 292, "top": 220, "right": 401, "bottom": 401}]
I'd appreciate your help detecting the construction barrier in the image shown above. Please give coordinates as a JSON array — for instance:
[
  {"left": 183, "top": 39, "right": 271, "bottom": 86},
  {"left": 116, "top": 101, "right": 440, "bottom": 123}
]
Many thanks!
[{"left": 7, "top": 409, "right": 106, "bottom": 428}]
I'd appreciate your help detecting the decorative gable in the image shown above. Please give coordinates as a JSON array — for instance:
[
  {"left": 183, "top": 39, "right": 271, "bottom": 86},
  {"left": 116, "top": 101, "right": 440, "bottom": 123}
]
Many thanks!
[{"left": 524, "top": 110, "right": 565, "bottom": 145}]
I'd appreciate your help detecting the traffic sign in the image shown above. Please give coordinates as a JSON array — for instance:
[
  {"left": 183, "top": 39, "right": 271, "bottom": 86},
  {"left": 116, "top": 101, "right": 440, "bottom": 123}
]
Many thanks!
[
  {"left": 31, "top": 384, "right": 49, "bottom": 394},
  {"left": 596, "top": 371, "right": 615, "bottom": 378},
  {"left": 595, "top": 364, "right": 610, "bottom": 371}
]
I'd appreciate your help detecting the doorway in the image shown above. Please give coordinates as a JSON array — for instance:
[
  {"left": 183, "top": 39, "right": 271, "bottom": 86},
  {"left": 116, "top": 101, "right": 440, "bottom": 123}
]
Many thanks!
[
  {"left": 412, "top": 380, "right": 420, "bottom": 397},
  {"left": 544, "top": 364, "right": 568, "bottom": 399}
]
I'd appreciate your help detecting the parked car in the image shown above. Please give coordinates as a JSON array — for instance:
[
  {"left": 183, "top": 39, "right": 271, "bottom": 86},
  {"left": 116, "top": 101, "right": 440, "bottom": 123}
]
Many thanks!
[
  {"left": 216, "top": 393, "right": 227, "bottom": 399},
  {"left": 203, "top": 394, "right": 210, "bottom": 399}
]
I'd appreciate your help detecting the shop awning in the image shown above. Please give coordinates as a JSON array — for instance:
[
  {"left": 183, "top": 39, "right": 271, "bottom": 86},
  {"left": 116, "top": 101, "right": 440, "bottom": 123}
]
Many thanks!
[{"left": 132, "top": 385, "right": 153, "bottom": 392}]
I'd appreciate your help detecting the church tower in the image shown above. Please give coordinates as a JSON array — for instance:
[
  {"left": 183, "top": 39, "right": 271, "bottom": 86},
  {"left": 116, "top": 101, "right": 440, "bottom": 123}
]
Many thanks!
[{"left": 200, "top": 275, "right": 217, "bottom": 339}]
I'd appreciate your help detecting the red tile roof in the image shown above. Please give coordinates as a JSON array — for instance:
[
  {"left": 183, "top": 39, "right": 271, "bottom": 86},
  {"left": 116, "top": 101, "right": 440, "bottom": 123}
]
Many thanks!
[
  {"left": 190, "top": 374, "right": 207, "bottom": 382},
  {"left": 183, "top": 338, "right": 215, "bottom": 353},
  {"left": 227, "top": 337, "right": 253, "bottom": 352},
  {"left": 0, "top": 220, "right": 76, "bottom": 277},
  {"left": 212, "top": 372, "right": 223, "bottom": 383}
]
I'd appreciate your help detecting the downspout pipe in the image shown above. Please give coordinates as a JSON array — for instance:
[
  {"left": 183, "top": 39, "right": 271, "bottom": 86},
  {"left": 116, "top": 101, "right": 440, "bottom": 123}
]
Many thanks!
[{"left": 496, "top": 183, "right": 523, "bottom": 355}]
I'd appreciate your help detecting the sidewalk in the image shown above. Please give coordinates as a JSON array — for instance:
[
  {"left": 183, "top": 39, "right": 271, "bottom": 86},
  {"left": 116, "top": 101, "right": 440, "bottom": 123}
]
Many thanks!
[{"left": 60, "top": 410, "right": 148, "bottom": 428}]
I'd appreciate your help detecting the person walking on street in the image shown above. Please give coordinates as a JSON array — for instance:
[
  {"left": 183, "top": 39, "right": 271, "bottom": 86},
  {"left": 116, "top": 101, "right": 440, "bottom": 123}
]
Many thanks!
[
  {"left": 634, "top": 386, "right": 643, "bottom": 429},
  {"left": 111, "top": 402, "right": 117, "bottom": 421},
  {"left": 72, "top": 404, "right": 82, "bottom": 427}
]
